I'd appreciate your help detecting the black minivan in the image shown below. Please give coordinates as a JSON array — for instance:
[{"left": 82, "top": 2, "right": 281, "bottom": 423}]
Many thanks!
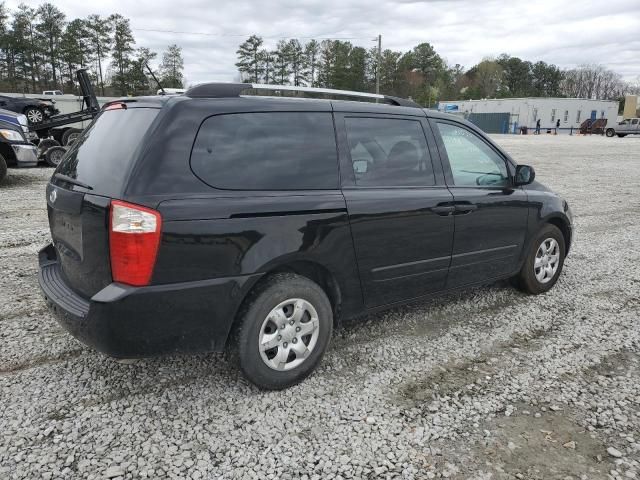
[{"left": 38, "top": 84, "right": 573, "bottom": 389}]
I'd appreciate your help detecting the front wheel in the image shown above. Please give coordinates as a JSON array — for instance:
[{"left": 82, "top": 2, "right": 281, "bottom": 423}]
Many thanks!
[
  {"left": 24, "top": 107, "right": 44, "bottom": 124},
  {"left": 235, "top": 273, "right": 333, "bottom": 390},
  {"left": 605, "top": 129, "right": 615, "bottom": 137},
  {"left": 515, "top": 224, "right": 566, "bottom": 294}
]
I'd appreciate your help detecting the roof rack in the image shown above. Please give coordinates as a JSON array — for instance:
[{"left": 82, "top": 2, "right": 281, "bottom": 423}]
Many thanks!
[{"left": 185, "top": 82, "right": 421, "bottom": 108}]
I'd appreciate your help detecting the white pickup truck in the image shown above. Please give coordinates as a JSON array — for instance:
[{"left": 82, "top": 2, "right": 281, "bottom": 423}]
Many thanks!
[{"left": 605, "top": 118, "right": 639, "bottom": 137}]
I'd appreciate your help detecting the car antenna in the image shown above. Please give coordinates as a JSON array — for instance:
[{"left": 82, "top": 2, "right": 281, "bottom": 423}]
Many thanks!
[{"left": 145, "top": 62, "right": 166, "bottom": 95}]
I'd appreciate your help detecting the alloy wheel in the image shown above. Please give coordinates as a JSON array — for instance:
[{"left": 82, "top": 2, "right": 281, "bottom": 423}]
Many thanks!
[{"left": 26, "top": 108, "right": 43, "bottom": 123}]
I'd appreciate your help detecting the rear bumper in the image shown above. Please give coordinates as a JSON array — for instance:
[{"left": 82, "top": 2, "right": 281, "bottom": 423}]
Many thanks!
[
  {"left": 38, "top": 243, "right": 259, "bottom": 357},
  {"left": 12, "top": 144, "right": 38, "bottom": 167}
]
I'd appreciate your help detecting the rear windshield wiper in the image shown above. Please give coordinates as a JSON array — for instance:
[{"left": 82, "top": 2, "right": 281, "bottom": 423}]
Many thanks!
[{"left": 54, "top": 173, "right": 93, "bottom": 190}]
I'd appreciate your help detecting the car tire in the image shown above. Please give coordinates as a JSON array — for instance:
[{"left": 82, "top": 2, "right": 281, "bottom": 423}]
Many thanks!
[
  {"left": 61, "top": 128, "right": 82, "bottom": 146},
  {"left": 235, "top": 273, "right": 333, "bottom": 390},
  {"left": 605, "top": 129, "right": 615, "bottom": 137},
  {"left": 44, "top": 146, "right": 66, "bottom": 167},
  {"left": 24, "top": 107, "right": 44, "bottom": 124},
  {"left": 515, "top": 224, "right": 566, "bottom": 295},
  {"left": 37, "top": 138, "right": 61, "bottom": 156},
  {"left": 0, "top": 153, "right": 7, "bottom": 183}
]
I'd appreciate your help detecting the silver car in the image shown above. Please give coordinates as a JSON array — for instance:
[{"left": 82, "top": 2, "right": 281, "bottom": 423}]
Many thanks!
[{"left": 606, "top": 118, "right": 640, "bottom": 137}]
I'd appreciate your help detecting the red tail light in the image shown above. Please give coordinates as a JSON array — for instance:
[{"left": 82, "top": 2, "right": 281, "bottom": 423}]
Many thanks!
[{"left": 109, "top": 200, "right": 162, "bottom": 286}]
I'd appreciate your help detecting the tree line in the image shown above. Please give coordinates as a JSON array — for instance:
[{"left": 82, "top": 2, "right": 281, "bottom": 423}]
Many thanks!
[
  {"left": 0, "top": 2, "right": 185, "bottom": 96},
  {"left": 236, "top": 35, "right": 639, "bottom": 108}
]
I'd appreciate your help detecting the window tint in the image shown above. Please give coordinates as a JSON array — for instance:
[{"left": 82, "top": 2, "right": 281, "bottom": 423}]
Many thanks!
[
  {"left": 344, "top": 117, "right": 435, "bottom": 187},
  {"left": 436, "top": 122, "right": 509, "bottom": 187},
  {"left": 56, "top": 108, "right": 159, "bottom": 196},
  {"left": 191, "top": 112, "right": 338, "bottom": 190}
]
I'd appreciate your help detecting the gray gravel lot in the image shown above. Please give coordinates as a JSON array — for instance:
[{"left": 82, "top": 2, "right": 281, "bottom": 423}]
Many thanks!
[{"left": 1, "top": 134, "right": 639, "bottom": 480}]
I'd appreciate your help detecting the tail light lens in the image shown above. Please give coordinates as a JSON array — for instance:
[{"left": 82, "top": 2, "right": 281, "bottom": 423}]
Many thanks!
[{"left": 109, "top": 200, "right": 162, "bottom": 286}]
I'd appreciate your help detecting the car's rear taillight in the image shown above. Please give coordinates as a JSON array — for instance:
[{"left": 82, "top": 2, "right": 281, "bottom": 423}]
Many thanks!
[{"left": 109, "top": 200, "right": 162, "bottom": 286}]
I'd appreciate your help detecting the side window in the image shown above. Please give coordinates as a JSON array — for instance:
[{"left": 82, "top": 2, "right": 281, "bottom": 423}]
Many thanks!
[
  {"left": 191, "top": 112, "right": 338, "bottom": 190},
  {"left": 344, "top": 117, "right": 435, "bottom": 187},
  {"left": 436, "top": 122, "right": 509, "bottom": 187},
  {"left": 632, "top": 119, "right": 639, "bottom": 125}
]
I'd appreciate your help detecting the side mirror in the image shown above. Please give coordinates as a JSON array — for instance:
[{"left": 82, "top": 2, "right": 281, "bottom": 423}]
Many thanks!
[{"left": 515, "top": 164, "right": 535, "bottom": 186}]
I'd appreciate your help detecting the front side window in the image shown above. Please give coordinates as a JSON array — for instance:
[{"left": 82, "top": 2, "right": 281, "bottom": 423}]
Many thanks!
[
  {"left": 436, "top": 122, "right": 509, "bottom": 187},
  {"left": 191, "top": 112, "right": 338, "bottom": 190},
  {"left": 344, "top": 117, "right": 435, "bottom": 187},
  {"left": 632, "top": 119, "right": 639, "bottom": 125}
]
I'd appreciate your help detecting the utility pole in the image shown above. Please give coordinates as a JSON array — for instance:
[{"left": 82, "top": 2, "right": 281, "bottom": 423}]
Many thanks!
[{"left": 375, "top": 34, "right": 381, "bottom": 95}]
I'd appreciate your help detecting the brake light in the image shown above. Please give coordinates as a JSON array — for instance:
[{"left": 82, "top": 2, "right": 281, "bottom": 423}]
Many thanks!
[
  {"left": 105, "top": 102, "right": 127, "bottom": 111},
  {"left": 109, "top": 200, "right": 162, "bottom": 286}
]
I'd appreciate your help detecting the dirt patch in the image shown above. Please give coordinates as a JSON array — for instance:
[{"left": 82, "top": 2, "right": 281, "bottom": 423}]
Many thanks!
[
  {"left": 396, "top": 327, "right": 550, "bottom": 406},
  {"left": 469, "top": 408, "right": 613, "bottom": 479}
]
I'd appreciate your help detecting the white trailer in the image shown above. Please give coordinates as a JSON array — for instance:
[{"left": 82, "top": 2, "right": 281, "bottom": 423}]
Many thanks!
[{"left": 438, "top": 97, "right": 619, "bottom": 133}]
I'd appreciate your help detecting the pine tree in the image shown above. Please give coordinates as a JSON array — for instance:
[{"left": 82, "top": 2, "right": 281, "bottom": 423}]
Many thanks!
[
  {"left": 109, "top": 14, "right": 135, "bottom": 95},
  {"left": 235, "top": 35, "right": 263, "bottom": 83},
  {"left": 159, "top": 44, "right": 184, "bottom": 88},
  {"left": 36, "top": 3, "right": 65, "bottom": 89},
  {"left": 287, "top": 39, "right": 307, "bottom": 86},
  {"left": 129, "top": 47, "right": 157, "bottom": 95},
  {"left": 273, "top": 40, "right": 292, "bottom": 84},
  {"left": 85, "top": 14, "right": 112, "bottom": 96},
  {"left": 304, "top": 40, "right": 320, "bottom": 87},
  {"left": 259, "top": 49, "right": 274, "bottom": 84},
  {"left": 60, "top": 19, "right": 88, "bottom": 92}
]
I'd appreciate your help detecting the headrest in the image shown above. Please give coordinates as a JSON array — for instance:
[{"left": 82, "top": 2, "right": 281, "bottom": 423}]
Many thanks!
[{"left": 387, "top": 141, "right": 419, "bottom": 169}]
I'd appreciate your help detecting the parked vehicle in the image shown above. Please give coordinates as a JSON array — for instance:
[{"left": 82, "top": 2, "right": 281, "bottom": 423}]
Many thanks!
[
  {"left": 38, "top": 84, "right": 574, "bottom": 389},
  {"left": 42, "top": 90, "right": 64, "bottom": 96},
  {"left": 606, "top": 118, "right": 640, "bottom": 137},
  {"left": 31, "top": 69, "right": 99, "bottom": 145},
  {"left": 157, "top": 88, "right": 186, "bottom": 95},
  {"left": 0, "top": 109, "right": 38, "bottom": 183},
  {"left": 0, "top": 95, "right": 58, "bottom": 125}
]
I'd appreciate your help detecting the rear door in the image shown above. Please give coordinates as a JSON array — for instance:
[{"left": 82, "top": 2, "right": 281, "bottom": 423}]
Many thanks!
[
  {"left": 47, "top": 105, "right": 160, "bottom": 297},
  {"left": 336, "top": 113, "right": 454, "bottom": 307},
  {"left": 431, "top": 119, "right": 529, "bottom": 288}
]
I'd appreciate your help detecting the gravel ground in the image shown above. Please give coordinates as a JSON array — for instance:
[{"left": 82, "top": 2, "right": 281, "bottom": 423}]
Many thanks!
[{"left": 1, "top": 134, "right": 639, "bottom": 480}]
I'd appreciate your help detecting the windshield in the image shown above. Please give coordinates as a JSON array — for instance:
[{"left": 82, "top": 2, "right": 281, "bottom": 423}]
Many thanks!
[{"left": 55, "top": 107, "right": 159, "bottom": 197}]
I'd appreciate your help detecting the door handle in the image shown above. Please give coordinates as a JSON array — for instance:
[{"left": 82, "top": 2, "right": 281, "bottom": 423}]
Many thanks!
[
  {"left": 431, "top": 205, "right": 456, "bottom": 216},
  {"left": 454, "top": 204, "right": 478, "bottom": 214}
]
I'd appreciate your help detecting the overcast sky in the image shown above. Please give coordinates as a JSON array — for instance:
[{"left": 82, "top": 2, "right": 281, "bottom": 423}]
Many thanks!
[{"left": 8, "top": 0, "right": 640, "bottom": 85}]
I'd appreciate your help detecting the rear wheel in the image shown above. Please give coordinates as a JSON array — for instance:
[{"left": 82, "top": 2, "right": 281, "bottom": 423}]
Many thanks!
[
  {"left": 515, "top": 224, "right": 565, "bottom": 294},
  {"left": 605, "top": 128, "right": 615, "bottom": 137},
  {"left": 61, "top": 128, "right": 82, "bottom": 146},
  {"left": 235, "top": 273, "right": 333, "bottom": 390},
  {"left": 44, "top": 146, "right": 66, "bottom": 167},
  {"left": 0, "top": 154, "right": 7, "bottom": 183},
  {"left": 24, "top": 107, "right": 44, "bottom": 124}
]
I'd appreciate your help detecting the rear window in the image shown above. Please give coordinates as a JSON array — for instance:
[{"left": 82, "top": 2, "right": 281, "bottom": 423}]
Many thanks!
[
  {"left": 55, "top": 108, "right": 159, "bottom": 196},
  {"left": 190, "top": 112, "right": 338, "bottom": 190}
]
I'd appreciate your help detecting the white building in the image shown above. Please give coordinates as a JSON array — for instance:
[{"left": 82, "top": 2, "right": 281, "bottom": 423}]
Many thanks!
[{"left": 438, "top": 97, "right": 619, "bottom": 133}]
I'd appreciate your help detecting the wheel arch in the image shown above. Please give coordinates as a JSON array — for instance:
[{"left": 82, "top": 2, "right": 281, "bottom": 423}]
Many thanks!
[
  {"left": 225, "top": 259, "right": 343, "bottom": 349},
  {"left": 543, "top": 214, "right": 572, "bottom": 254}
]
